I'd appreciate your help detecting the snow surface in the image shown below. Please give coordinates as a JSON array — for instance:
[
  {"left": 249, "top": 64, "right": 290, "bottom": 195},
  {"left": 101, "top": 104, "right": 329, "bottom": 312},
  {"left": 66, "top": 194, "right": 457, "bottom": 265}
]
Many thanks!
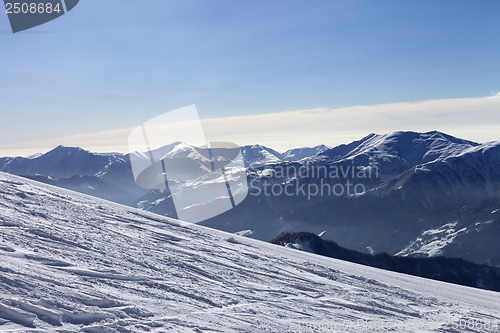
[
  {"left": 344, "top": 131, "right": 477, "bottom": 164},
  {"left": 0, "top": 172, "right": 499, "bottom": 332},
  {"left": 282, "top": 145, "right": 330, "bottom": 162},
  {"left": 397, "top": 223, "right": 468, "bottom": 257},
  {"left": 241, "top": 145, "right": 283, "bottom": 167}
]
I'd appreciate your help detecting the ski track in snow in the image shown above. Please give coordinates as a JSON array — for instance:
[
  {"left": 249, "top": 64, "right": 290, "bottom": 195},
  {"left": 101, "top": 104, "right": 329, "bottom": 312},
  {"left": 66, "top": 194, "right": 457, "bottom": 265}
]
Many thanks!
[{"left": 0, "top": 172, "right": 499, "bottom": 332}]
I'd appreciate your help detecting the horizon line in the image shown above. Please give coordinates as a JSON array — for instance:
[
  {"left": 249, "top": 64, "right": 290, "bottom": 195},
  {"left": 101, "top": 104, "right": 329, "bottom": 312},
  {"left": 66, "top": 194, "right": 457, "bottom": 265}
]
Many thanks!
[
  {"left": 1, "top": 129, "right": 498, "bottom": 159},
  {"left": 1, "top": 95, "right": 499, "bottom": 157}
]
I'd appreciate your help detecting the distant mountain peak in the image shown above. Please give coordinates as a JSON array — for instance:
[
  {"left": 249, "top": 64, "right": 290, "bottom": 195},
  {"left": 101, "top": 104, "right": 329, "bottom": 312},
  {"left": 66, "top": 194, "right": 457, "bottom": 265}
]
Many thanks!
[
  {"left": 282, "top": 144, "right": 331, "bottom": 161},
  {"left": 47, "top": 145, "right": 89, "bottom": 155},
  {"left": 241, "top": 144, "right": 283, "bottom": 167},
  {"left": 338, "top": 130, "right": 478, "bottom": 168},
  {"left": 369, "top": 130, "right": 478, "bottom": 145},
  {"left": 54, "top": 144, "right": 81, "bottom": 150}
]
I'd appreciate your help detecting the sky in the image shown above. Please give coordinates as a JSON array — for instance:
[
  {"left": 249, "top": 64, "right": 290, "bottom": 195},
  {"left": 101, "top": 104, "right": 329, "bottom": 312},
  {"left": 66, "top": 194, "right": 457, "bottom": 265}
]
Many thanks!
[{"left": 0, "top": 0, "right": 499, "bottom": 156}]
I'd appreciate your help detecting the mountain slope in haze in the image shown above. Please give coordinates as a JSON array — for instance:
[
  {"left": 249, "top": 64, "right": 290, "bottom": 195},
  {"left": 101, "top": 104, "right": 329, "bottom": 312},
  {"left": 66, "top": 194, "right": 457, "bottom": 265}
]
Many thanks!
[
  {"left": 282, "top": 144, "right": 330, "bottom": 161},
  {"left": 0, "top": 146, "right": 147, "bottom": 205},
  {"left": 272, "top": 232, "right": 500, "bottom": 291},
  {"left": 240, "top": 144, "right": 283, "bottom": 167},
  {"left": 0, "top": 145, "right": 111, "bottom": 178},
  {"left": 200, "top": 131, "right": 500, "bottom": 267},
  {"left": 0, "top": 172, "right": 499, "bottom": 332},
  {"left": 320, "top": 131, "right": 478, "bottom": 178}
]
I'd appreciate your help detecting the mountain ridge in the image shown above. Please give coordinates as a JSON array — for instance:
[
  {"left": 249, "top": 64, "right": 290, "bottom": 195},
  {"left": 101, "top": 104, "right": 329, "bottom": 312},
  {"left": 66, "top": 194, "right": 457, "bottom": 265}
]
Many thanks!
[{"left": 1, "top": 131, "right": 499, "bottom": 266}]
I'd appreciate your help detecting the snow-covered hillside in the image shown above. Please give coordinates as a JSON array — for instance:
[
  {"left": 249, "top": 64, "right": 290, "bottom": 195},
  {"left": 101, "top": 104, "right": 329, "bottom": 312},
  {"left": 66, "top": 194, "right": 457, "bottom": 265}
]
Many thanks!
[
  {"left": 282, "top": 144, "right": 330, "bottom": 162},
  {"left": 0, "top": 172, "right": 499, "bottom": 332},
  {"left": 240, "top": 144, "right": 283, "bottom": 167}
]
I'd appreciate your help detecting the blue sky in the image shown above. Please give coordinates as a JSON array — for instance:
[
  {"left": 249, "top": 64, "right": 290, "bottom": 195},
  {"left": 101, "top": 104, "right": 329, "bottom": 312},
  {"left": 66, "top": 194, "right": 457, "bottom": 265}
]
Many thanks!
[{"left": 0, "top": 0, "right": 499, "bottom": 155}]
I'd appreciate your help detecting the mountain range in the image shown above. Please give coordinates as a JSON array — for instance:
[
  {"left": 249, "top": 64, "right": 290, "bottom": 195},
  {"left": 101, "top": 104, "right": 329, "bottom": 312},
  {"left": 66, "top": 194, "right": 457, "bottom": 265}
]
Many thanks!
[{"left": 1, "top": 131, "right": 499, "bottom": 267}]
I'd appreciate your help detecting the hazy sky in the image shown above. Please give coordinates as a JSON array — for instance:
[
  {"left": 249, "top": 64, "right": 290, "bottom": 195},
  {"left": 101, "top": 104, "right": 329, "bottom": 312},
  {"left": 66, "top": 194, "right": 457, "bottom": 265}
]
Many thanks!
[{"left": 0, "top": 0, "right": 499, "bottom": 156}]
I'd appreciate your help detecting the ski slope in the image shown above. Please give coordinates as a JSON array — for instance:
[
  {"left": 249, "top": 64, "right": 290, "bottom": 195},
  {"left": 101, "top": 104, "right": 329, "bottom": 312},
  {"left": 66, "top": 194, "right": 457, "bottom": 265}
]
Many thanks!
[{"left": 0, "top": 172, "right": 498, "bottom": 332}]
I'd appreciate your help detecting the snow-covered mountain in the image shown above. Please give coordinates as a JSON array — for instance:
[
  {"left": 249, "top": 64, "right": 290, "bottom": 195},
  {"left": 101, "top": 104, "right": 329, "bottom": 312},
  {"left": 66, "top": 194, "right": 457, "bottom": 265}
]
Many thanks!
[
  {"left": 199, "top": 131, "right": 500, "bottom": 266},
  {"left": 282, "top": 144, "right": 330, "bottom": 161},
  {"left": 0, "top": 172, "right": 499, "bottom": 332},
  {"left": 318, "top": 131, "right": 479, "bottom": 179},
  {"left": 0, "top": 145, "right": 113, "bottom": 179},
  {"left": 0, "top": 146, "right": 144, "bottom": 205},
  {"left": 1, "top": 131, "right": 499, "bottom": 267},
  {"left": 240, "top": 144, "right": 283, "bottom": 167}
]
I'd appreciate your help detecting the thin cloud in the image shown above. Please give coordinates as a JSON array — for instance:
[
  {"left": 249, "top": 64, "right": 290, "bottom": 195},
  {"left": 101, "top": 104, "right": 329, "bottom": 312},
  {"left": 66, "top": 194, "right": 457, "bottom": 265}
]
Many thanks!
[{"left": 1, "top": 95, "right": 499, "bottom": 157}]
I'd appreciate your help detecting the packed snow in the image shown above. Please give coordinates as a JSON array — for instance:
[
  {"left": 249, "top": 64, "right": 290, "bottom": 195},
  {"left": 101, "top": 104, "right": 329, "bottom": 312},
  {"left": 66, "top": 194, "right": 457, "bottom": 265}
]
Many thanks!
[{"left": 0, "top": 172, "right": 499, "bottom": 332}]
